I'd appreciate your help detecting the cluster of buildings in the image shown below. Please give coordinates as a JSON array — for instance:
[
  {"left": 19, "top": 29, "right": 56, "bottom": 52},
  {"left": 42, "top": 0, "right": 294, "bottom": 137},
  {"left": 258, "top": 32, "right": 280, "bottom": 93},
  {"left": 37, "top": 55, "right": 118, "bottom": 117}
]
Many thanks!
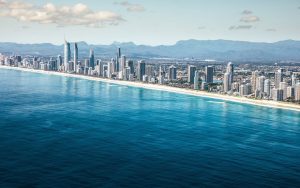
[
  {"left": 61, "top": 40, "right": 141, "bottom": 81},
  {"left": 1, "top": 40, "right": 300, "bottom": 103},
  {"left": 224, "top": 65, "right": 300, "bottom": 102}
]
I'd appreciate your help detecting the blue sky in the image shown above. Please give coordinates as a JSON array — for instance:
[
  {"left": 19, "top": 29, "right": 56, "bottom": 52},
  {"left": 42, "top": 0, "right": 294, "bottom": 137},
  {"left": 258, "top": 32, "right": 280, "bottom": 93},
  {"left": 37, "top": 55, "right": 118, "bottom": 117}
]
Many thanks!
[{"left": 0, "top": 0, "right": 299, "bottom": 45}]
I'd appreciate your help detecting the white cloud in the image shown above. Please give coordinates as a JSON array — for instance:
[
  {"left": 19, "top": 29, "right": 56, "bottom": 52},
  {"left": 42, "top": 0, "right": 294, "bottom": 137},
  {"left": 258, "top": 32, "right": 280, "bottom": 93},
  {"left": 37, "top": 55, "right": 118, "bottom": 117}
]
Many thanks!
[
  {"left": 229, "top": 10, "right": 259, "bottom": 30},
  {"left": 242, "top": 10, "right": 252, "bottom": 15},
  {"left": 116, "top": 1, "right": 145, "bottom": 12},
  {"left": 8, "top": 1, "right": 32, "bottom": 9},
  {"left": 0, "top": 1, "right": 125, "bottom": 28},
  {"left": 229, "top": 25, "right": 253, "bottom": 30},
  {"left": 198, "top": 26, "right": 206, "bottom": 30},
  {"left": 0, "top": 0, "right": 6, "bottom": 8},
  {"left": 240, "top": 15, "right": 260, "bottom": 23}
]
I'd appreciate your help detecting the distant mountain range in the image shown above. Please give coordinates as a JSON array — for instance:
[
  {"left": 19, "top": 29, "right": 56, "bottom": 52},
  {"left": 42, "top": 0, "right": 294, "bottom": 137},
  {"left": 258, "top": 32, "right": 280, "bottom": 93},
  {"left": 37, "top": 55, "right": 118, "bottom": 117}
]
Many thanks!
[{"left": 1, "top": 39, "right": 300, "bottom": 62}]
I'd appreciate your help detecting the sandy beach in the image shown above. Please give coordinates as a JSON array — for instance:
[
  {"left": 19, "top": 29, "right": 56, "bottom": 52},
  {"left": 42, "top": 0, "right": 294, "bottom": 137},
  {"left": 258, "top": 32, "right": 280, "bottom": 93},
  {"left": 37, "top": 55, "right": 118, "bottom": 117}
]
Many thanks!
[{"left": 1, "top": 65, "right": 300, "bottom": 112}]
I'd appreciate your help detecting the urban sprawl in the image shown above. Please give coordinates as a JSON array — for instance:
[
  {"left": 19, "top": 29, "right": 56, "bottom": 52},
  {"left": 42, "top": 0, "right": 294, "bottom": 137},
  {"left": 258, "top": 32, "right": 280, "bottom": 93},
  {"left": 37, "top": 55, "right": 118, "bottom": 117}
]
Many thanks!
[{"left": 1, "top": 40, "right": 300, "bottom": 103}]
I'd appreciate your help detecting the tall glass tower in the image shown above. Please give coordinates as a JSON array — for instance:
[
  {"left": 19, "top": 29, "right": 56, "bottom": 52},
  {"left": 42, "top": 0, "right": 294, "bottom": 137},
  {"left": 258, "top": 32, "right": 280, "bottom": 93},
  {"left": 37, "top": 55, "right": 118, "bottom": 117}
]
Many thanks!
[
  {"left": 64, "top": 40, "right": 71, "bottom": 72},
  {"left": 74, "top": 43, "right": 78, "bottom": 72},
  {"left": 89, "top": 49, "right": 95, "bottom": 69}
]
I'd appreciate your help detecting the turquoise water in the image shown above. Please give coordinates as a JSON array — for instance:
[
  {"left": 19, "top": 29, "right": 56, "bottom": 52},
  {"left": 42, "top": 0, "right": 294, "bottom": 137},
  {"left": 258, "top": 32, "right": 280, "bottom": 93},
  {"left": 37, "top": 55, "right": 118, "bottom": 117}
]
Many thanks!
[{"left": 0, "top": 68, "right": 300, "bottom": 187}]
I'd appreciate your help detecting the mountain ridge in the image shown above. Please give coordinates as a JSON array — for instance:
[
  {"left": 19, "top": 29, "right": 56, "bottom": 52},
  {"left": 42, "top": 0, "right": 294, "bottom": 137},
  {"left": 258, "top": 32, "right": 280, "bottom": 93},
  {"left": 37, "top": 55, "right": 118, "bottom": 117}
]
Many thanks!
[{"left": 1, "top": 39, "right": 300, "bottom": 61}]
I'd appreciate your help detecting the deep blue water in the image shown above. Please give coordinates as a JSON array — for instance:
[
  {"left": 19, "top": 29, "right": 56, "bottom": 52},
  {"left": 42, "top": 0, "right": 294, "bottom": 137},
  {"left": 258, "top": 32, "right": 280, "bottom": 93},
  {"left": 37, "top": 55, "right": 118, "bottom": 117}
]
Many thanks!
[{"left": 0, "top": 68, "right": 300, "bottom": 187}]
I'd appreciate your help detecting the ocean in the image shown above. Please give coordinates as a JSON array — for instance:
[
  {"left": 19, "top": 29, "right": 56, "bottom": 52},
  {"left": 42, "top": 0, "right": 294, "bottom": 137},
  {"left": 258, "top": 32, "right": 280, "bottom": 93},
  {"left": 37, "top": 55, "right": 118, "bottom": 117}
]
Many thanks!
[{"left": 0, "top": 68, "right": 299, "bottom": 187}]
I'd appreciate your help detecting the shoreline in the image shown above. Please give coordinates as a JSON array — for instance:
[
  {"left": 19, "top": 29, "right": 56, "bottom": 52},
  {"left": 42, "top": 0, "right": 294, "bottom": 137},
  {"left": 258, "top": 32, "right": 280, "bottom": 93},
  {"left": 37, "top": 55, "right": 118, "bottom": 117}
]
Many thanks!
[{"left": 1, "top": 65, "right": 300, "bottom": 112}]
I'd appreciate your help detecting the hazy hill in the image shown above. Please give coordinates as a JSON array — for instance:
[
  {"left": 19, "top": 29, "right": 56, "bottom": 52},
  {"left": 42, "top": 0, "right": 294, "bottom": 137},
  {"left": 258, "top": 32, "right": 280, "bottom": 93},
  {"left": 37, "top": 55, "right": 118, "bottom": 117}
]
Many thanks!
[{"left": 1, "top": 39, "right": 300, "bottom": 62}]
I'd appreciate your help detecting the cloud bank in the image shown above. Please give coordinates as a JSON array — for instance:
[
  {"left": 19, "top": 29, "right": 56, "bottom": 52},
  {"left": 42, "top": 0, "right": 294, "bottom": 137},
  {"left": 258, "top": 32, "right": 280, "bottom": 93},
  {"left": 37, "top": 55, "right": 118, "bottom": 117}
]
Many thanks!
[
  {"left": 240, "top": 15, "right": 260, "bottom": 23},
  {"left": 242, "top": 10, "right": 253, "bottom": 15},
  {"left": 115, "top": 1, "right": 145, "bottom": 12},
  {"left": 0, "top": 1, "right": 125, "bottom": 28},
  {"left": 229, "top": 25, "right": 252, "bottom": 30},
  {"left": 229, "top": 10, "right": 260, "bottom": 30}
]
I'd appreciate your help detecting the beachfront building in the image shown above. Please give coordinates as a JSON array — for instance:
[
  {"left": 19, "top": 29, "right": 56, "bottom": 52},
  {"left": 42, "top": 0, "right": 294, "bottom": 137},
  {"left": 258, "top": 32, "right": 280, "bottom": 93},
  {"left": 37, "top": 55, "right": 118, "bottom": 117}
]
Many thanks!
[
  {"left": 240, "top": 84, "right": 248, "bottom": 96},
  {"left": 64, "top": 40, "right": 71, "bottom": 72},
  {"left": 295, "top": 83, "right": 300, "bottom": 101},
  {"left": 257, "top": 76, "right": 265, "bottom": 92},
  {"left": 251, "top": 71, "right": 259, "bottom": 92},
  {"left": 137, "top": 60, "right": 146, "bottom": 81},
  {"left": 223, "top": 72, "right": 231, "bottom": 92},
  {"left": 74, "top": 43, "right": 78, "bottom": 72},
  {"left": 127, "top": 60, "right": 134, "bottom": 74},
  {"left": 89, "top": 49, "right": 95, "bottom": 69},
  {"left": 226, "top": 62, "right": 234, "bottom": 83},
  {"left": 57, "top": 55, "right": 62, "bottom": 71},
  {"left": 120, "top": 55, "right": 126, "bottom": 72},
  {"left": 279, "top": 82, "right": 288, "bottom": 100},
  {"left": 275, "top": 69, "right": 283, "bottom": 89},
  {"left": 194, "top": 70, "right": 200, "bottom": 90},
  {"left": 287, "top": 86, "right": 295, "bottom": 99},
  {"left": 264, "top": 79, "right": 271, "bottom": 97},
  {"left": 205, "top": 66, "right": 214, "bottom": 84},
  {"left": 272, "top": 88, "right": 284, "bottom": 101},
  {"left": 188, "top": 65, "right": 196, "bottom": 84},
  {"left": 168, "top": 65, "right": 177, "bottom": 81}
]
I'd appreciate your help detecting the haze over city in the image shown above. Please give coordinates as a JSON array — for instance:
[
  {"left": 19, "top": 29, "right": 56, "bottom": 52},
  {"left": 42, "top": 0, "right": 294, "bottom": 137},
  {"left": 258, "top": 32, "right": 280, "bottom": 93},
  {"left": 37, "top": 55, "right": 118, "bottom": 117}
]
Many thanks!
[{"left": 0, "top": 0, "right": 300, "bottom": 45}]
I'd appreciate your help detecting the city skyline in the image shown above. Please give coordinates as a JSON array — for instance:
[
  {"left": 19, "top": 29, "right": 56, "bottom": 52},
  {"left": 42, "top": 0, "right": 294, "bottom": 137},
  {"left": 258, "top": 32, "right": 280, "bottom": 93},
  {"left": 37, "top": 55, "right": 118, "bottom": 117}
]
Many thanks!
[
  {"left": 0, "top": 0, "right": 300, "bottom": 45},
  {"left": 2, "top": 38, "right": 300, "bottom": 104}
]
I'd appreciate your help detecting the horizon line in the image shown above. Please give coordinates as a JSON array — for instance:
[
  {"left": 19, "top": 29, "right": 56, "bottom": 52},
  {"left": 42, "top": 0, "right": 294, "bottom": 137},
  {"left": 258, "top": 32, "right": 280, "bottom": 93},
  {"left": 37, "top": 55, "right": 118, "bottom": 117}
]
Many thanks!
[{"left": 0, "top": 38, "right": 298, "bottom": 46}]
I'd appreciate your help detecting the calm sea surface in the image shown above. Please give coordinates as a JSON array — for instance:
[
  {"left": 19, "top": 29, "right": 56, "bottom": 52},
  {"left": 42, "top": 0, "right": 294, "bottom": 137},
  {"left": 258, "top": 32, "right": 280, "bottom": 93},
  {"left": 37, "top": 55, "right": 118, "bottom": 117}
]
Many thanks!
[{"left": 0, "top": 69, "right": 300, "bottom": 187}]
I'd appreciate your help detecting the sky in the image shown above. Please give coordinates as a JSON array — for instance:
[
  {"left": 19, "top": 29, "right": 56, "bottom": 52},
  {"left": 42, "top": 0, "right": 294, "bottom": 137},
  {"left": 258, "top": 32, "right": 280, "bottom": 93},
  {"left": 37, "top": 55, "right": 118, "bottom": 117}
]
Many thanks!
[{"left": 0, "top": 0, "right": 300, "bottom": 45}]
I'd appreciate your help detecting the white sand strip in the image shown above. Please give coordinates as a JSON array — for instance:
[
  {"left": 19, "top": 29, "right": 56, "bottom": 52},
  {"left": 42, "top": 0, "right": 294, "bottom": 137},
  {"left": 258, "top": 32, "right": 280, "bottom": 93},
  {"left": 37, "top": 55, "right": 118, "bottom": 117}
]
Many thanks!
[{"left": 1, "top": 65, "right": 300, "bottom": 112}]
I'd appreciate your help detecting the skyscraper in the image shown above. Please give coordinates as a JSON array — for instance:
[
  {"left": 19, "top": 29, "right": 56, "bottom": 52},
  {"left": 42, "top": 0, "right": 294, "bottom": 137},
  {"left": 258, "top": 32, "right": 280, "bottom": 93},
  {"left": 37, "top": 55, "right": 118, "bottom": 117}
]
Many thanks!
[
  {"left": 205, "top": 66, "right": 214, "bottom": 84},
  {"left": 84, "top": 59, "right": 89, "bottom": 68},
  {"left": 158, "top": 66, "right": 164, "bottom": 84},
  {"left": 127, "top": 60, "right": 134, "bottom": 74},
  {"left": 124, "top": 67, "right": 131, "bottom": 81},
  {"left": 120, "top": 55, "right": 126, "bottom": 72},
  {"left": 57, "top": 55, "right": 62, "bottom": 71},
  {"left": 194, "top": 70, "right": 200, "bottom": 90},
  {"left": 89, "top": 49, "right": 95, "bottom": 69},
  {"left": 188, "top": 65, "right": 196, "bottom": 84},
  {"left": 107, "top": 61, "right": 113, "bottom": 78},
  {"left": 240, "top": 84, "right": 251, "bottom": 96},
  {"left": 146, "top": 65, "right": 155, "bottom": 79},
  {"left": 257, "top": 76, "right": 265, "bottom": 92},
  {"left": 226, "top": 62, "right": 234, "bottom": 83},
  {"left": 251, "top": 71, "right": 259, "bottom": 92},
  {"left": 275, "top": 69, "right": 283, "bottom": 89},
  {"left": 115, "top": 47, "right": 121, "bottom": 72},
  {"left": 110, "top": 58, "right": 116, "bottom": 73},
  {"left": 137, "top": 60, "right": 146, "bottom": 81},
  {"left": 287, "top": 86, "right": 295, "bottom": 99},
  {"left": 294, "top": 83, "right": 300, "bottom": 101},
  {"left": 292, "top": 72, "right": 300, "bottom": 86},
  {"left": 74, "top": 43, "right": 78, "bottom": 72},
  {"left": 279, "top": 82, "right": 288, "bottom": 100},
  {"left": 223, "top": 72, "right": 231, "bottom": 92},
  {"left": 96, "top": 59, "right": 103, "bottom": 77},
  {"left": 264, "top": 79, "right": 271, "bottom": 97},
  {"left": 118, "top": 47, "right": 121, "bottom": 59},
  {"left": 168, "top": 65, "right": 177, "bottom": 81},
  {"left": 64, "top": 40, "right": 71, "bottom": 72},
  {"left": 272, "top": 88, "right": 284, "bottom": 101}
]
